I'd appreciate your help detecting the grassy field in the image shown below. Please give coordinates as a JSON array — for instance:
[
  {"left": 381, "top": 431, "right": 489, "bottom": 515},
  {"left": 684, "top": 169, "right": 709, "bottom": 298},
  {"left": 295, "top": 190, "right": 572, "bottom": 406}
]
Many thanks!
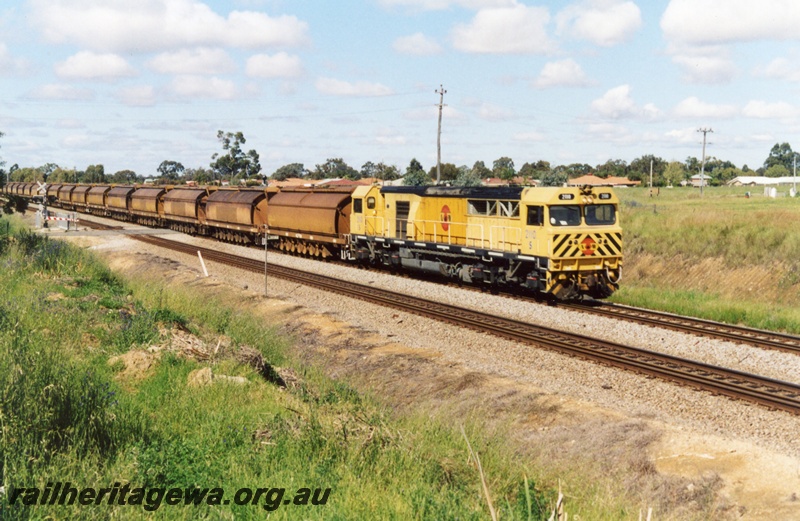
[
  {"left": 611, "top": 186, "right": 800, "bottom": 333},
  {"left": 0, "top": 216, "right": 567, "bottom": 520}
]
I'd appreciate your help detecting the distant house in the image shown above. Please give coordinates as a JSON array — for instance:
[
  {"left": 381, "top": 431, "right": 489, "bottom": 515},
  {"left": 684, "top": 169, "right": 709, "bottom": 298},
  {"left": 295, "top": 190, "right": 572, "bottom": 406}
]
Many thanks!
[
  {"left": 567, "top": 174, "right": 640, "bottom": 187},
  {"left": 685, "top": 174, "right": 712, "bottom": 188},
  {"left": 727, "top": 176, "right": 799, "bottom": 187}
]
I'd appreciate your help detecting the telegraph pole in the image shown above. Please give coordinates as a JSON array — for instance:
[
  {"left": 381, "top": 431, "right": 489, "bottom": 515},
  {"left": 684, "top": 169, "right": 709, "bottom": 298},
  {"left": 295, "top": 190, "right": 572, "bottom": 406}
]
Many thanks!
[
  {"left": 697, "top": 128, "right": 713, "bottom": 196},
  {"left": 435, "top": 85, "right": 447, "bottom": 184}
]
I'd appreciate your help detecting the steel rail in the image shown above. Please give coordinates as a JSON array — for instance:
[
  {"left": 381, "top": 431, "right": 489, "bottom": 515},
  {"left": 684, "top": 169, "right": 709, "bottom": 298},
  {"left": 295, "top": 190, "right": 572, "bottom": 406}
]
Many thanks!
[
  {"left": 560, "top": 301, "right": 800, "bottom": 355},
  {"left": 93, "top": 226, "right": 800, "bottom": 415}
]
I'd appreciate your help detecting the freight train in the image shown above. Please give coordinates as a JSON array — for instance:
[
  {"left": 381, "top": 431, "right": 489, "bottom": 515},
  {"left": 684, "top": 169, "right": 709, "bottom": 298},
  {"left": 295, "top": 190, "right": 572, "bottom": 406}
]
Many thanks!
[{"left": 2, "top": 181, "right": 622, "bottom": 299}]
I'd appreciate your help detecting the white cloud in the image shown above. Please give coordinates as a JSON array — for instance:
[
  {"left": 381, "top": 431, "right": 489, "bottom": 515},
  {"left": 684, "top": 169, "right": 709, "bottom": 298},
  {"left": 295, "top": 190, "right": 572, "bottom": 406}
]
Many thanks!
[
  {"left": 451, "top": 4, "right": 555, "bottom": 54},
  {"left": 662, "top": 0, "right": 800, "bottom": 46},
  {"left": 591, "top": 84, "right": 661, "bottom": 120},
  {"left": 315, "top": 77, "right": 393, "bottom": 97},
  {"left": 55, "top": 51, "right": 136, "bottom": 81},
  {"left": 512, "top": 131, "right": 545, "bottom": 142},
  {"left": 29, "top": 0, "right": 310, "bottom": 53},
  {"left": 378, "top": 0, "right": 514, "bottom": 11},
  {"left": 28, "top": 84, "right": 95, "bottom": 101},
  {"left": 668, "top": 45, "right": 736, "bottom": 84},
  {"left": 742, "top": 100, "right": 799, "bottom": 120},
  {"left": 117, "top": 85, "right": 157, "bottom": 107},
  {"left": 393, "top": 33, "right": 442, "bottom": 55},
  {"left": 556, "top": 0, "right": 641, "bottom": 47},
  {"left": 373, "top": 128, "right": 408, "bottom": 145},
  {"left": 246, "top": 52, "right": 304, "bottom": 79},
  {"left": 0, "top": 42, "right": 30, "bottom": 76},
  {"left": 756, "top": 57, "right": 800, "bottom": 82},
  {"left": 672, "top": 97, "right": 737, "bottom": 119},
  {"left": 476, "top": 103, "right": 515, "bottom": 121},
  {"left": 169, "top": 75, "right": 237, "bottom": 99},
  {"left": 148, "top": 48, "right": 235, "bottom": 75},
  {"left": 532, "top": 59, "right": 592, "bottom": 88},
  {"left": 665, "top": 127, "right": 699, "bottom": 144}
]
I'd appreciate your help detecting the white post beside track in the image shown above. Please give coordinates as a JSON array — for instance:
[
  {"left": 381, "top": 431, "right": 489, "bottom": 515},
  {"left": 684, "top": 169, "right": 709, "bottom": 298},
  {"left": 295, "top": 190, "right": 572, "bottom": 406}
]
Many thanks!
[{"left": 197, "top": 251, "right": 209, "bottom": 277}]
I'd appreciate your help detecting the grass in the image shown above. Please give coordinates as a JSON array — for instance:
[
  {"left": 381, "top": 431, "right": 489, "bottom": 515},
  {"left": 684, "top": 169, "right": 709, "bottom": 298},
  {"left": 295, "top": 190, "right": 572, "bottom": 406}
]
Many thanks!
[
  {"left": 0, "top": 216, "right": 563, "bottom": 520},
  {"left": 612, "top": 186, "right": 800, "bottom": 332}
]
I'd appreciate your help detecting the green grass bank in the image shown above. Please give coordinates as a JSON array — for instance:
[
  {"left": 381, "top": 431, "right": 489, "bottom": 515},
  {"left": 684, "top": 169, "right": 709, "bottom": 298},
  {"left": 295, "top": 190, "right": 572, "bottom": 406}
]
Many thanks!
[
  {"left": 0, "top": 216, "right": 566, "bottom": 520},
  {"left": 612, "top": 186, "right": 800, "bottom": 333}
]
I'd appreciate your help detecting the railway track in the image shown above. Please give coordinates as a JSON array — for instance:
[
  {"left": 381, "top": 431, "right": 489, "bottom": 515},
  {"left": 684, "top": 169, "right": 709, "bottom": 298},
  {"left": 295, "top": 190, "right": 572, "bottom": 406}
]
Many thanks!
[
  {"left": 560, "top": 301, "right": 800, "bottom": 356},
  {"left": 71, "top": 216, "right": 800, "bottom": 356},
  {"left": 76, "top": 219, "right": 800, "bottom": 415}
]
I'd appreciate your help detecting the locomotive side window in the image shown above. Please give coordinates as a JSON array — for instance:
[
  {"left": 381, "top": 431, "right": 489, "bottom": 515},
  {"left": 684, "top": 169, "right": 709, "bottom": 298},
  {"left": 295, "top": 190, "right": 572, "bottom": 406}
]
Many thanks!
[
  {"left": 468, "top": 200, "right": 496, "bottom": 216},
  {"left": 353, "top": 199, "right": 363, "bottom": 214},
  {"left": 549, "top": 205, "right": 581, "bottom": 226},
  {"left": 499, "top": 201, "right": 520, "bottom": 218},
  {"left": 585, "top": 204, "right": 616, "bottom": 225},
  {"left": 367, "top": 197, "right": 376, "bottom": 210},
  {"left": 526, "top": 205, "right": 543, "bottom": 226}
]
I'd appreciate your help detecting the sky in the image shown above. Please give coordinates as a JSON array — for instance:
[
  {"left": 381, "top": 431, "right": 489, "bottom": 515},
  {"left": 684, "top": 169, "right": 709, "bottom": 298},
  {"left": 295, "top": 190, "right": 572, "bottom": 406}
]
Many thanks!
[{"left": 2, "top": 0, "right": 800, "bottom": 177}]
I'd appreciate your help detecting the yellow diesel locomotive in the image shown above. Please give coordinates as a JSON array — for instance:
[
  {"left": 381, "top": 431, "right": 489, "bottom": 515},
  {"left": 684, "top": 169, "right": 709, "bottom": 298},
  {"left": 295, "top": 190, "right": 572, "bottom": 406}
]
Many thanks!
[{"left": 348, "top": 184, "right": 622, "bottom": 299}]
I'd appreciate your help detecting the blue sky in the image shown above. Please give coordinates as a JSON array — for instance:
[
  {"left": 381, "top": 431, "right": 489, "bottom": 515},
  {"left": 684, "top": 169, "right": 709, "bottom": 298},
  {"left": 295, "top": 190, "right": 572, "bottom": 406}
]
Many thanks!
[{"left": 2, "top": 0, "right": 800, "bottom": 177}]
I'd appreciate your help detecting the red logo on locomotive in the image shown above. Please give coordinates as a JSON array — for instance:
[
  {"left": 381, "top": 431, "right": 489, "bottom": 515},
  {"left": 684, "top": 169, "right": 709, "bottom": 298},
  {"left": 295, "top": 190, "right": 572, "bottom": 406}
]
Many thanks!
[
  {"left": 580, "top": 236, "right": 597, "bottom": 256},
  {"left": 441, "top": 205, "right": 451, "bottom": 231}
]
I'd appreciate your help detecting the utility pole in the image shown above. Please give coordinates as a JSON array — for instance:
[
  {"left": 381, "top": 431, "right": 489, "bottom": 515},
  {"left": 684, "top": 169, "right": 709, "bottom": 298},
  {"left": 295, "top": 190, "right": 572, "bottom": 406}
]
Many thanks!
[
  {"left": 697, "top": 128, "right": 713, "bottom": 196},
  {"left": 435, "top": 85, "right": 447, "bottom": 185}
]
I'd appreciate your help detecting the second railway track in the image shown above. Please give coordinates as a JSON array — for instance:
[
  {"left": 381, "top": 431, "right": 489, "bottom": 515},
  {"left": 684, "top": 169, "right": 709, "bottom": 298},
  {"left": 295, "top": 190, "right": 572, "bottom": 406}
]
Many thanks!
[{"left": 78, "top": 218, "right": 800, "bottom": 415}]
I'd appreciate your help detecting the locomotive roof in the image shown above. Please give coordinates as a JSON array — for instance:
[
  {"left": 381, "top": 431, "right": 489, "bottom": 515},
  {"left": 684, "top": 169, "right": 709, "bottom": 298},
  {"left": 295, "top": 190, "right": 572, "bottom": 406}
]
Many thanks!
[{"left": 380, "top": 185, "right": 524, "bottom": 199}]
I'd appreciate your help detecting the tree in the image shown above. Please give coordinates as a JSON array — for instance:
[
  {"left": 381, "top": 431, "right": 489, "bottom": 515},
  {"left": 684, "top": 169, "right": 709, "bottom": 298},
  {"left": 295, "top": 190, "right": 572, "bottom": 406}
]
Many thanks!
[
  {"left": 492, "top": 157, "right": 515, "bottom": 181},
  {"left": 360, "top": 161, "right": 377, "bottom": 180},
  {"left": 309, "top": 158, "right": 358, "bottom": 180},
  {"left": 157, "top": 160, "right": 185, "bottom": 183},
  {"left": 427, "top": 163, "right": 459, "bottom": 182},
  {"left": 0, "top": 131, "right": 5, "bottom": 187},
  {"left": 764, "top": 142, "right": 799, "bottom": 172},
  {"left": 765, "top": 164, "right": 790, "bottom": 178},
  {"left": 663, "top": 161, "right": 686, "bottom": 187},
  {"left": 82, "top": 164, "right": 106, "bottom": 184},
  {"left": 272, "top": 163, "right": 307, "bottom": 181},
  {"left": 374, "top": 162, "right": 400, "bottom": 182},
  {"left": 403, "top": 158, "right": 431, "bottom": 186},
  {"left": 454, "top": 166, "right": 482, "bottom": 187},
  {"left": 594, "top": 159, "right": 628, "bottom": 179},
  {"left": 210, "top": 130, "right": 261, "bottom": 183},
  {"left": 629, "top": 155, "right": 667, "bottom": 185},
  {"left": 539, "top": 170, "right": 567, "bottom": 187},
  {"left": 563, "top": 163, "right": 592, "bottom": 178},
  {"left": 185, "top": 167, "right": 214, "bottom": 185},
  {"left": 110, "top": 170, "right": 138, "bottom": 184},
  {"left": 471, "top": 161, "right": 492, "bottom": 179}
]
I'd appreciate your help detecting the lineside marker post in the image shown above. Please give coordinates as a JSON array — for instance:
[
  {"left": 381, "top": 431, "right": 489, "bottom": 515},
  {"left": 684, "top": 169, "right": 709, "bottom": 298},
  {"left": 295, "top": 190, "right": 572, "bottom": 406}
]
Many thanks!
[
  {"left": 264, "top": 224, "right": 269, "bottom": 297},
  {"left": 197, "top": 251, "right": 209, "bottom": 277}
]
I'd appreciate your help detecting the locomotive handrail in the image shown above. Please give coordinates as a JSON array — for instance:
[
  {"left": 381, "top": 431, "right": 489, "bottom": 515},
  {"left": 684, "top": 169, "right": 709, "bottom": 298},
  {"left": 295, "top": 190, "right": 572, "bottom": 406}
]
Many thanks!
[
  {"left": 406, "top": 219, "right": 486, "bottom": 248},
  {"left": 489, "top": 225, "right": 522, "bottom": 252},
  {"left": 364, "top": 215, "right": 385, "bottom": 236}
]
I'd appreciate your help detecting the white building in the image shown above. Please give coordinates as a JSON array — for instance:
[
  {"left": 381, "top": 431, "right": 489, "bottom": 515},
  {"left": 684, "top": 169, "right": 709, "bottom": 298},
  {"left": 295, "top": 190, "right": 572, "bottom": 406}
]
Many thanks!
[{"left": 726, "top": 176, "right": 799, "bottom": 187}]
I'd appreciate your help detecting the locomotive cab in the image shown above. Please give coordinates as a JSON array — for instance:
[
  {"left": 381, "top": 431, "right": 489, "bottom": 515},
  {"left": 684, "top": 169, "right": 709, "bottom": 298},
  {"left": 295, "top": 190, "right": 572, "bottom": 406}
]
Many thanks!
[{"left": 521, "top": 186, "right": 622, "bottom": 299}]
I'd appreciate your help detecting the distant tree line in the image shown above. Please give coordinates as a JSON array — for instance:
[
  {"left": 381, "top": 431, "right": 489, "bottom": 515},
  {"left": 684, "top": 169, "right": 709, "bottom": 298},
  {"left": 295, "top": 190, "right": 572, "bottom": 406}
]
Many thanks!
[{"left": 1, "top": 127, "right": 798, "bottom": 189}]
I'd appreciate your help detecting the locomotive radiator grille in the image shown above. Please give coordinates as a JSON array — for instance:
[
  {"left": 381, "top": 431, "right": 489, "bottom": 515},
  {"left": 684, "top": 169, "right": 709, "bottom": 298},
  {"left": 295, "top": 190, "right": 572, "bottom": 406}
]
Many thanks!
[{"left": 552, "top": 232, "right": 622, "bottom": 259}]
